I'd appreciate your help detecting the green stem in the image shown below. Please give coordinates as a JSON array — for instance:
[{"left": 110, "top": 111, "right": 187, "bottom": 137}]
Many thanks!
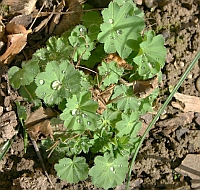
[{"left": 126, "top": 51, "right": 200, "bottom": 190}]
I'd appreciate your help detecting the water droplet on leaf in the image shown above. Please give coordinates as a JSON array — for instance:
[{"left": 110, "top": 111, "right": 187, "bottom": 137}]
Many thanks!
[
  {"left": 39, "top": 79, "right": 45, "bottom": 85},
  {"left": 110, "top": 167, "right": 115, "bottom": 172},
  {"left": 77, "top": 118, "right": 82, "bottom": 123},
  {"left": 51, "top": 80, "right": 62, "bottom": 90},
  {"left": 62, "top": 70, "right": 66, "bottom": 74},
  {"left": 148, "top": 62, "right": 152, "bottom": 68},
  {"left": 116, "top": 29, "right": 123, "bottom": 35},
  {"left": 109, "top": 18, "right": 114, "bottom": 24},
  {"left": 82, "top": 113, "right": 87, "bottom": 118},
  {"left": 87, "top": 121, "right": 92, "bottom": 125},
  {"left": 79, "top": 27, "right": 86, "bottom": 33}
]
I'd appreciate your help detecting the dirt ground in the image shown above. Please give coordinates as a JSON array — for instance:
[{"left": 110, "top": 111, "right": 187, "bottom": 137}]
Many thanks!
[{"left": 0, "top": 0, "right": 200, "bottom": 189}]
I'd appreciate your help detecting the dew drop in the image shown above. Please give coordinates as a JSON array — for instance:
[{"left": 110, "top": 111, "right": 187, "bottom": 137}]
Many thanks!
[
  {"left": 109, "top": 18, "right": 114, "bottom": 24},
  {"left": 51, "top": 80, "right": 62, "bottom": 90},
  {"left": 119, "top": 165, "right": 123, "bottom": 167},
  {"left": 86, "top": 45, "right": 90, "bottom": 48},
  {"left": 71, "top": 109, "right": 77, "bottom": 116},
  {"left": 156, "top": 58, "right": 159, "bottom": 61},
  {"left": 77, "top": 118, "right": 82, "bottom": 123},
  {"left": 39, "top": 79, "right": 45, "bottom": 85},
  {"left": 87, "top": 121, "right": 92, "bottom": 125},
  {"left": 62, "top": 70, "right": 66, "bottom": 74},
  {"left": 148, "top": 62, "right": 152, "bottom": 68},
  {"left": 20, "top": 77, "right": 23, "bottom": 80},
  {"left": 81, "top": 142, "right": 85, "bottom": 146},
  {"left": 110, "top": 167, "right": 114, "bottom": 172},
  {"left": 142, "top": 66, "right": 145, "bottom": 70},
  {"left": 138, "top": 101, "right": 141, "bottom": 106},
  {"left": 79, "top": 27, "right": 86, "bottom": 33},
  {"left": 110, "top": 36, "right": 114, "bottom": 39},
  {"left": 63, "top": 164, "right": 66, "bottom": 166},
  {"left": 123, "top": 47, "right": 126, "bottom": 50},
  {"left": 82, "top": 113, "right": 87, "bottom": 118},
  {"left": 43, "top": 92, "right": 46, "bottom": 95},
  {"left": 116, "top": 29, "right": 123, "bottom": 35},
  {"left": 129, "top": 98, "right": 132, "bottom": 101}
]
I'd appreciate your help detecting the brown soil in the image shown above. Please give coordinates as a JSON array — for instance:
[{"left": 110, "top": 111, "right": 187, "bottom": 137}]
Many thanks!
[{"left": 0, "top": 0, "right": 200, "bottom": 189}]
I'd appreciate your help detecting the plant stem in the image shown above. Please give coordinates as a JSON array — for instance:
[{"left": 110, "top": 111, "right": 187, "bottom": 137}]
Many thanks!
[{"left": 126, "top": 51, "right": 200, "bottom": 190}]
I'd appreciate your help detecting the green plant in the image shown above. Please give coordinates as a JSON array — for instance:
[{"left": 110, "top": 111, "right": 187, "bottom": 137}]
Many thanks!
[{"left": 8, "top": 0, "right": 167, "bottom": 189}]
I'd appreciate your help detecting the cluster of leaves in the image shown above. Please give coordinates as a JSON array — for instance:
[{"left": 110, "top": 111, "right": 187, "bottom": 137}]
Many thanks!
[{"left": 8, "top": 0, "right": 166, "bottom": 189}]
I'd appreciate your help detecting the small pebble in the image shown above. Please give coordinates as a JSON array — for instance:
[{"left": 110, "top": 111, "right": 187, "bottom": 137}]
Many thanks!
[
  {"left": 187, "top": 73, "right": 193, "bottom": 79},
  {"left": 196, "top": 76, "right": 200, "bottom": 92},
  {"left": 179, "top": 61, "right": 184, "bottom": 67}
]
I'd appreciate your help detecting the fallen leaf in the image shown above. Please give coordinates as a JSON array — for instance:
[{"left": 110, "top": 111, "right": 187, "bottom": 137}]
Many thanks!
[
  {"left": 25, "top": 107, "right": 57, "bottom": 141},
  {"left": 105, "top": 53, "right": 133, "bottom": 70},
  {"left": 0, "top": 22, "right": 32, "bottom": 64},
  {"left": 133, "top": 75, "right": 158, "bottom": 98},
  {"left": 91, "top": 85, "right": 114, "bottom": 114},
  {"left": 27, "top": 120, "right": 53, "bottom": 141}
]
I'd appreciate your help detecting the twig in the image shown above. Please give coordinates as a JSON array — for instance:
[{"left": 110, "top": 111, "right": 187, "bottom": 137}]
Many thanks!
[{"left": 30, "top": 138, "right": 55, "bottom": 189}]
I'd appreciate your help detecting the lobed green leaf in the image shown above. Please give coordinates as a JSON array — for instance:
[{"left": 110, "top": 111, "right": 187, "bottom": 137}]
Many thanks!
[
  {"left": 8, "top": 59, "right": 39, "bottom": 89},
  {"left": 98, "top": 1, "right": 145, "bottom": 58},
  {"left": 35, "top": 60, "right": 81, "bottom": 105},
  {"left": 55, "top": 157, "right": 88, "bottom": 183},
  {"left": 60, "top": 91, "right": 99, "bottom": 133},
  {"left": 89, "top": 153, "right": 129, "bottom": 189}
]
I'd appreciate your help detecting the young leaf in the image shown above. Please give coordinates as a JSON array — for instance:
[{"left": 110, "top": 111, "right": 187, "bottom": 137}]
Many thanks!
[
  {"left": 35, "top": 60, "right": 81, "bottom": 105},
  {"left": 55, "top": 157, "right": 88, "bottom": 183},
  {"left": 134, "top": 30, "right": 167, "bottom": 76},
  {"left": 116, "top": 112, "right": 141, "bottom": 137},
  {"left": 98, "top": 1, "right": 145, "bottom": 58},
  {"left": 89, "top": 153, "right": 129, "bottom": 189},
  {"left": 98, "top": 61, "right": 124, "bottom": 86},
  {"left": 33, "top": 36, "right": 73, "bottom": 68},
  {"left": 15, "top": 101, "right": 27, "bottom": 121},
  {"left": 98, "top": 109, "right": 121, "bottom": 128},
  {"left": 60, "top": 91, "right": 99, "bottom": 133},
  {"left": 68, "top": 25, "right": 95, "bottom": 61},
  {"left": 8, "top": 59, "right": 39, "bottom": 89},
  {"left": 111, "top": 85, "right": 140, "bottom": 113}
]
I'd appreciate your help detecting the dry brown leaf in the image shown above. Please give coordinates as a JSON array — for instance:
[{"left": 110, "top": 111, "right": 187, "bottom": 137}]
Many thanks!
[
  {"left": 91, "top": 85, "right": 114, "bottom": 114},
  {"left": 104, "top": 53, "right": 133, "bottom": 70},
  {"left": 25, "top": 107, "right": 57, "bottom": 140},
  {"left": 0, "top": 23, "right": 32, "bottom": 64},
  {"left": 27, "top": 120, "right": 53, "bottom": 141},
  {"left": 25, "top": 107, "right": 57, "bottom": 127},
  {"left": 133, "top": 75, "right": 158, "bottom": 98}
]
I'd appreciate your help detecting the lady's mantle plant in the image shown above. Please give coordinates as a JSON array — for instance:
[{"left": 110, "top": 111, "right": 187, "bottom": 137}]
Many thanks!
[{"left": 8, "top": 0, "right": 166, "bottom": 189}]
